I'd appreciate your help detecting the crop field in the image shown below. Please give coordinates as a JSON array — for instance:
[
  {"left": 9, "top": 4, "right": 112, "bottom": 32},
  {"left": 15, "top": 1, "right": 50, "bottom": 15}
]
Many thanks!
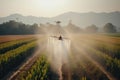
[
  {"left": 0, "top": 34, "right": 120, "bottom": 80},
  {"left": 0, "top": 35, "right": 36, "bottom": 43}
]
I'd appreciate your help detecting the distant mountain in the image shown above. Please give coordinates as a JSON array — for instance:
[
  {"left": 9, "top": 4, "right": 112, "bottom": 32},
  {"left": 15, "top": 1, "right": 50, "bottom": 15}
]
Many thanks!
[
  {"left": 0, "top": 14, "right": 51, "bottom": 25},
  {"left": 0, "top": 12, "right": 120, "bottom": 29},
  {"left": 52, "top": 12, "right": 120, "bottom": 28}
]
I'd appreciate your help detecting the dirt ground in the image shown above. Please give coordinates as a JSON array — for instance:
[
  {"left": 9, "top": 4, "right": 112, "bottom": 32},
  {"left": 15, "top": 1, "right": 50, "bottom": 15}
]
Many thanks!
[{"left": 0, "top": 35, "right": 39, "bottom": 43}]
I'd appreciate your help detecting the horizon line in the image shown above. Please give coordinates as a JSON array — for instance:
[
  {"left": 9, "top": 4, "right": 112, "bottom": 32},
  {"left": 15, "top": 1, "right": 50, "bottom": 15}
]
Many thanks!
[{"left": 0, "top": 11, "right": 120, "bottom": 18}]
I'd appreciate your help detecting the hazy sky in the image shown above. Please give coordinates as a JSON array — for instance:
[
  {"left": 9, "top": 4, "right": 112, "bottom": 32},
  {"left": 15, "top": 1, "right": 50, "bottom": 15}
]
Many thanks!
[{"left": 0, "top": 0, "right": 120, "bottom": 17}]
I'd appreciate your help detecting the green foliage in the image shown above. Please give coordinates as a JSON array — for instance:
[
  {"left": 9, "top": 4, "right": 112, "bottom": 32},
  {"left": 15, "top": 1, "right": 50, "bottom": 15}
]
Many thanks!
[
  {"left": 0, "top": 34, "right": 120, "bottom": 80},
  {"left": 89, "top": 40, "right": 120, "bottom": 59},
  {"left": 86, "top": 24, "right": 98, "bottom": 33},
  {"left": 0, "top": 41, "right": 37, "bottom": 79},
  {"left": 20, "top": 55, "right": 49, "bottom": 80},
  {"left": 0, "top": 20, "right": 41, "bottom": 35},
  {"left": 103, "top": 23, "right": 116, "bottom": 33},
  {"left": 83, "top": 41, "right": 120, "bottom": 79},
  {"left": 0, "top": 38, "right": 36, "bottom": 54},
  {"left": 73, "top": 35, "right": 120, "bottom": 80}
]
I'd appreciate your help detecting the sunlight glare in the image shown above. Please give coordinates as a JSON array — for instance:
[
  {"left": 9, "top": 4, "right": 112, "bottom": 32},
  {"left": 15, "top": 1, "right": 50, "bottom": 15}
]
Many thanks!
[{"left": 38, "top": 0, "right": 66, "bottom": 11}]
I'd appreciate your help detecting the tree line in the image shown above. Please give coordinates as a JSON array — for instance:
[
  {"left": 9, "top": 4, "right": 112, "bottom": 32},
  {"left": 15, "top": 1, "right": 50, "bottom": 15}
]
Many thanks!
[
  {"left": 0, "top": 20, "right": 118, "bottom": 35},
  {"left": 85, "top": 23, "right": 117, "bottom": 33},
  {"left": 0, "top": 20, "right": 42, "bottom": 35}
]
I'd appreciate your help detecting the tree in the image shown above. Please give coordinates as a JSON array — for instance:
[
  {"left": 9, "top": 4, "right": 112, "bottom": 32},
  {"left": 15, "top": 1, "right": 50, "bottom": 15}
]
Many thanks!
[
  {"left": 85, "top": 24, "right": 98, "bottom": 33},
  {"left": 103, "top": 23, "right": 116, "bottom": 33},
  {"left": 64, "top": 20, "right": 82, "bottom": 33},
  {"left": 0, "top": 20, "right": 40, "bottom": 35}
]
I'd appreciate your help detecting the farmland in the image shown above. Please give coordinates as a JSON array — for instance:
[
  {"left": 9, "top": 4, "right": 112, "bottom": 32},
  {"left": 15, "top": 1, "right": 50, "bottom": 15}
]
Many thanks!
[
  {"left": 0, "top": 35, "right": 35, "bottom": 43},
  {"left": 0, "top": 34, "right": 120, "bottom": 80}
]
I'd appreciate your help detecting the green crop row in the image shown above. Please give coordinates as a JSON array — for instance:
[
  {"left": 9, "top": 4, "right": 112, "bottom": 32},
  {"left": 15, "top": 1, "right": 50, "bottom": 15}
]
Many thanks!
[
  {"left": 0, "top": 41, "right": 37, "bottom": 79},
  {"left": 87, "top": 47, "right": 120, "bottom": 79},
  {"left": 93, "top": 41, "right": 120, "bottom": 59},
  {"left": 19, "top": 55, "right": 50, "bottom": 80},
  {"left": 79, "top": 39, "right": 120, "bottom": 59},
  {"left": 70, "top": 44, "right": 109, "bottom": 80},
  {"left": 77, "top": 40, "right": 120, "bottom": 79},
  {"left": 0, "top": 38, "right": 36, "bottom": 54}
]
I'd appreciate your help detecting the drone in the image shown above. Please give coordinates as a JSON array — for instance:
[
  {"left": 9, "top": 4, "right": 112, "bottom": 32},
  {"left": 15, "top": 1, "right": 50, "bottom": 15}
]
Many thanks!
[{"left": 51, "top": 35, "right": 68, "bottom": 40}]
